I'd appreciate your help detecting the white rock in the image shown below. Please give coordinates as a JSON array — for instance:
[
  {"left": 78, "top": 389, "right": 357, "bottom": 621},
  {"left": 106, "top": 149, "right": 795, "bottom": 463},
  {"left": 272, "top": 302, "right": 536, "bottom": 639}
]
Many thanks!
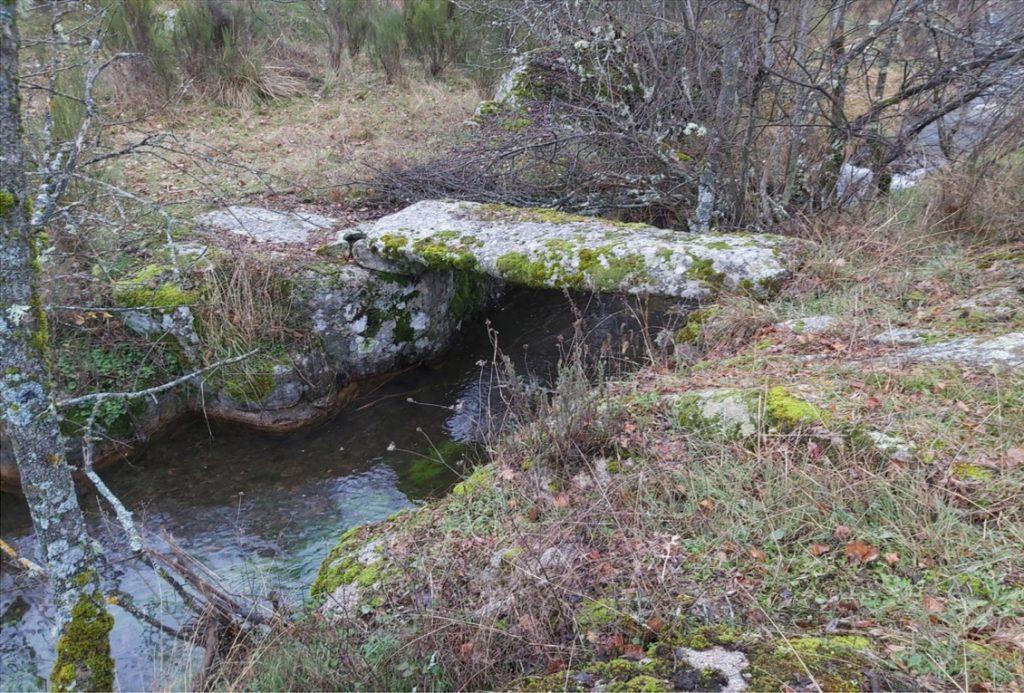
[
  {"left": 196, "top": 206, "right": 338, "bottom": 244},
  {"left": 778, "top": 315, "right": 835, "bottom": 334}
]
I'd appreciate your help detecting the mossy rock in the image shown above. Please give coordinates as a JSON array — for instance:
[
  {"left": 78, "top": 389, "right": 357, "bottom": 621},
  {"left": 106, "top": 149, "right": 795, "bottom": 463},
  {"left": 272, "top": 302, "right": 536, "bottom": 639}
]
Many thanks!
[
  {"left": 674, "top": 386, "right": 828, "bottom": 441},
  {"left": 748, "top": 635, "right": 872, "bottom": 692},
  {"left": 112, "top": 264, "right": 199, "bottom": 309}
]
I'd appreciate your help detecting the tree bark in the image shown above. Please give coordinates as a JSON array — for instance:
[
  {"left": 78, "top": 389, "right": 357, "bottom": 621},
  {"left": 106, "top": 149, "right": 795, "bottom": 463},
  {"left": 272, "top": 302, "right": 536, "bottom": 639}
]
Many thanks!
[{"left": 0, "top": 6, "right": 114, "bottom": 691}]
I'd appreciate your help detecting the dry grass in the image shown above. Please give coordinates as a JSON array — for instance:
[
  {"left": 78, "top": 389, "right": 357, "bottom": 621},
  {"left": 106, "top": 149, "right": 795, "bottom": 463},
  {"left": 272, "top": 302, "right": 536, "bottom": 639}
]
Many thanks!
[{"left": 100, "top": 63, "right": 480, "bottom": 210}]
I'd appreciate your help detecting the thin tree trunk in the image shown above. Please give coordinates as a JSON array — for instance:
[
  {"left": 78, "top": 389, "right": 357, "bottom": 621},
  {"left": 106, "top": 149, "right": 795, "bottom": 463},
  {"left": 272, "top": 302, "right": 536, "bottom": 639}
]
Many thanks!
[
  {"left": 0, "top": 8, "right": 114, "bottom": 691},
  {"left": 820, "top": 0, "right": 851, "bottom": 208},
  {"left": 781, "top": 0, "right": 815, "bottom": 207}
]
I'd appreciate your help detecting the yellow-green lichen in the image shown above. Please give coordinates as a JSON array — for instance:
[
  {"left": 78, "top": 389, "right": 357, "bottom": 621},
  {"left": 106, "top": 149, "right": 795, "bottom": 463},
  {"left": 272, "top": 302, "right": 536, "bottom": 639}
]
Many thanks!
[{"left": 50, "top": 589, "right": 115, "bottom": 692}]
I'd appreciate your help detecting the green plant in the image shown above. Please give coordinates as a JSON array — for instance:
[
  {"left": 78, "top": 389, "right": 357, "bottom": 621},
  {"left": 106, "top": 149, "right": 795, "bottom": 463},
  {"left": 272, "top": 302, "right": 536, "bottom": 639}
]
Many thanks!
[
  {"left": 367, "top": 4, "right": 405, "bottom": 85},
  {"left": 404, "top": 0, "right": 463, "bottom": 78}
]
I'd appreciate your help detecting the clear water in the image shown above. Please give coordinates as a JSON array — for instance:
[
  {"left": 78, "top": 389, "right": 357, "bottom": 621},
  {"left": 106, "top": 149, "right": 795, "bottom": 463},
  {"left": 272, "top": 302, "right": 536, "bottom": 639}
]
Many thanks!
[{"left": 0, "top": 290, "right": 679, "bottom": 690}]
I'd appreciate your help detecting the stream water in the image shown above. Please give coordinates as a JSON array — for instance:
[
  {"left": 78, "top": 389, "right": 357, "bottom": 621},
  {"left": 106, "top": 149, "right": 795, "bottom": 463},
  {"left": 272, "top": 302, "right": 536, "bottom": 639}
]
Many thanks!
[{"left": 0, "top": 289, "right": 680, "bottom": 691}]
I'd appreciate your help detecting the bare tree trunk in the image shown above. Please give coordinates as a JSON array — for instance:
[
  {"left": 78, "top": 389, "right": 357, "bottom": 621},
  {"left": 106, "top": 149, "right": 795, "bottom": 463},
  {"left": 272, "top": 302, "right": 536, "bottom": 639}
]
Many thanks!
[
  {"left": 820, "top": 0, "right": 851, "bottom": 208},
  {"left": 0, "top": 8, "right": 114, "bottom": 691},
  {"left": 781, "top": 0, "right": 815, "bottom": 207}
]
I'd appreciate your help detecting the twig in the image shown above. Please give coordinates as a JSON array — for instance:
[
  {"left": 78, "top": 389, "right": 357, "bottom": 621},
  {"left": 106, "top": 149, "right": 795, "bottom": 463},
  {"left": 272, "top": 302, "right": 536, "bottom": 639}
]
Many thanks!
[{"left": 60, "top": 349, "right": 258, "bottom": 407}]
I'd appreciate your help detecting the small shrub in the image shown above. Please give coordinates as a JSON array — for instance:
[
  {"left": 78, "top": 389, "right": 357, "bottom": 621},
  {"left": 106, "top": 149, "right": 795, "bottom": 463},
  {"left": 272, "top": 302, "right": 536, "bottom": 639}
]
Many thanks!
[
  {"left": 404, "top": 0, "right": 464, "bottom": 78},
  {"left": 367, "top": 4, "right": 405, "bottom": 85}
]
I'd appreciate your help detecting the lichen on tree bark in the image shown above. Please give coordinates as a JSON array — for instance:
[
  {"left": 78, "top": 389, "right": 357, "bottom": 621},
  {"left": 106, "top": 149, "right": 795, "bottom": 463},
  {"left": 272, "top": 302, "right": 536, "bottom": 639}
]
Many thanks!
[{"left": 0, "top": 6, "right": 114, "bottom": 690}]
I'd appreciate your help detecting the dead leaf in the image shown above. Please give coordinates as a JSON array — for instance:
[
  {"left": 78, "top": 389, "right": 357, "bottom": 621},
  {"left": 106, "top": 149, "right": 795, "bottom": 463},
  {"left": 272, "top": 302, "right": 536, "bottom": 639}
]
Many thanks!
[
  {"left": 553, "top": 493, "right": 572, "bottom": 509},
  {"left": 750, "top": 548, "right": 767, "bottom": 561},
  {"left": 458, "top": 641, "right": 475, "bottom": 660},
  {"left": 865, "top": 396, "right": 882, "bottom": 409},
  {"left": 883, "top": 552, "right": 900, "bottom": 566},
  {"left": 809, "top": 543, "right": 830, "bottom": 556},
  {"left": 843, "top": 540, "right": 880, "bottom": 564},
  {"left": 923, "top": 596, "right": 945, "bottom": 613},
  {"left": 623, "top": 421, "right": 637, "bottom": 434},
  {"left": 834, "top": 524, "right": 853, "bottom": 540},
  {"left": 1003, "top": 448, "right": 1024, "bottom": 469},
  {"left": 992, "top": 627, "right": 1024, "bottom": 654},
  {"left": 645, "top": 615, "right": 665, "bottom": 633},
  {"left": 699, "top": 497, "right": 715, "bottom": 511}
]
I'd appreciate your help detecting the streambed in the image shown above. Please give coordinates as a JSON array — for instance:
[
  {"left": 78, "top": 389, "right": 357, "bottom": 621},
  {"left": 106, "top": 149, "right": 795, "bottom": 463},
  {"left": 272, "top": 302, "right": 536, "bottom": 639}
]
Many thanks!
[{"left": 0, "top": 290, "right": 679, "bottom": 691}]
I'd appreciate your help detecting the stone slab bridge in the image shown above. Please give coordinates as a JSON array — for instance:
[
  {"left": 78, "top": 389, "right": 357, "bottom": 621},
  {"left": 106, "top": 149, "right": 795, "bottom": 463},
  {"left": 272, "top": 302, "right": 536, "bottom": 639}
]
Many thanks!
[{"left": 347, "top": 200, "right": 803, "bottom": 301}]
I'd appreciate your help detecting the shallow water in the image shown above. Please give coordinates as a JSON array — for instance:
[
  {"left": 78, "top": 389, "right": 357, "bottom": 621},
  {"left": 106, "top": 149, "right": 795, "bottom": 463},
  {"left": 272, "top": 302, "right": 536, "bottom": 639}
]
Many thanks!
[{"left": 0, "top": 290, "right": 679, "bottom": 690}]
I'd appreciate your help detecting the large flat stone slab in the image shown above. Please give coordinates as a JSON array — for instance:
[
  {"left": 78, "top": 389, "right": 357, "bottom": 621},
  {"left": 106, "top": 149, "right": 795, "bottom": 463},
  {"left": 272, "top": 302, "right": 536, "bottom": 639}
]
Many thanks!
[
  {"left": 901, "top": 331, "right": 1023, "bottom": 370},
  {"left": 196, "top": 205, "right": 339, "bottom": 244},
  {"left": 357, "top": 201, "right": 804, "bottom": 300}
]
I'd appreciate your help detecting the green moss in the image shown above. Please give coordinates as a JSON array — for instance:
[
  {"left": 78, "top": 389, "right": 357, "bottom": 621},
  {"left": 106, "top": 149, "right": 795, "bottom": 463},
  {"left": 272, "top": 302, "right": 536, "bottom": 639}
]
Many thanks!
[
  {"left": 112, "top": 264, "right": 198, "bottom": 309},
  {"left": 214, "top": 349, "right": 291, "bottom": 404},
  {"left": 764, "top": 386, "right": 828, "bottom": 430},
  {"left": 411, "top": 237, "right": 479, "bottom": 271},
  {"left": 0, "top": 189, "right": 16, "bottom": 216},
  {"left": 451, "top": 466, "right": 493, "bottom": 496},
  {"left": 952, "top": 463, "right": 995, "bottom": 481},
  {"left": 50, "top": 589, "right": 115, "bottom": 692},
  {"left": 685, "top": 256, "right": 726, "bottom": 289},
  {"left": 449, "top": 271, "right": 481, "bottom": 321},
  {"left": 475, "top": 100, "right": 505, "bottom": 117},
  {"left": 500, "top": 547, "right": 523, "bottom": 567},
  {"left": 394, "top": 312, "right": 414, "bottom": 343},
  {"left": 576, "top": 597, "right": 619, "bottom": 629},
  {"left": 621, "top": 675, "right": 670, "bottom": 692},
  {"left": 311, "top": 526, "right": 375, "bottom": 597},
  {"left": 501, "top": 117, "right": 532, "bottom": 133},
  {"left": 379, "top": 234, "right": 409, "bottom": 257},
  {"left": 475, "top": 203, "right": 592, "bottom": 225},
  {"left": 675, "top": 307, "right": 716, "bottom": 344},
  {"left": 495, "top": 251, "right": 554, "bottom": 286},
  {"left": 748, "top": 636, "right": 870, "bottom": 692},
  {"left": 495, "top": 244, "right": 650, "bottom": 292}
]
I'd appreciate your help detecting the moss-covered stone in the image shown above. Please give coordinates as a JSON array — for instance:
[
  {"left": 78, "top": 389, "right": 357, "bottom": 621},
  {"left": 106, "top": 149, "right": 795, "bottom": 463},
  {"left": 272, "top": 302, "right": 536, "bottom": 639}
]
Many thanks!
[
  {"left": 311, "top": 526, "right": 387, "bottom": 598},
  {"left": 763, "top": 386, "right": 828, "bottom": 429},
  {"left": 112, "top": 264, "right": 198, "bottom": 309},
  {"left": 748, "top": 635, "right": 871, "bottom": 692}
]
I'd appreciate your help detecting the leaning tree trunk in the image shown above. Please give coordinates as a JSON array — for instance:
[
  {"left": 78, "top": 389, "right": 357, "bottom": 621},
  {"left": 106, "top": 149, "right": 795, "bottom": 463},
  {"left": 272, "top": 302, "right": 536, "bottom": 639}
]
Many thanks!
[{"left": 0, "top": 7, "right": 114, "bottom": 691}]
